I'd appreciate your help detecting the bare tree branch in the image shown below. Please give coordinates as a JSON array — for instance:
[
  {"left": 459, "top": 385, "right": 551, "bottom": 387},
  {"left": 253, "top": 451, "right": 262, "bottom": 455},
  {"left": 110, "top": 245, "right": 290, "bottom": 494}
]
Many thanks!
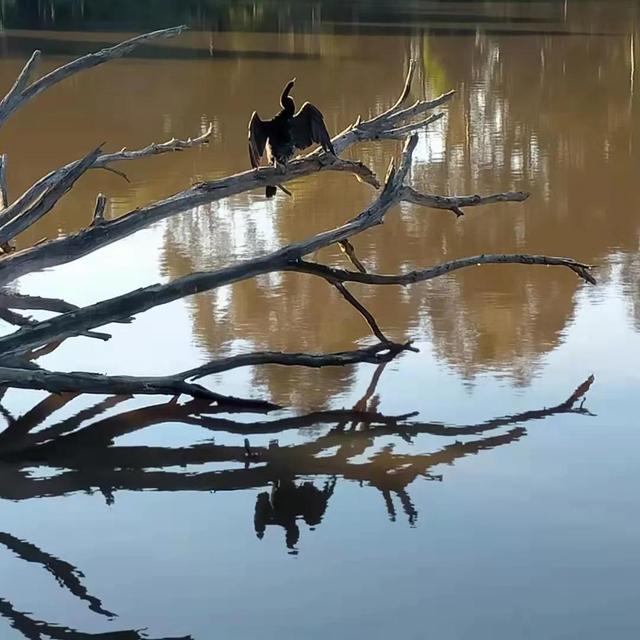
[
  {"left": 0, "top": 155, "right": 379, "bottom": 286},
  {"left": 0, "top": 306, "right": 110, "bottom": 341},
  {"left": 0, "top": 128, "right": 212, "bottom": 234},
  {"left": 332, "top": 281, "right": 394, "bottom": 344},
  {"left": 180, "top": 344, "right": 411, "bottom": 380},
  {"left": 339, "top": 239, "right": 367, "bottom": 273},
  {"left": 401, "top": 186, "right": 530, "bottom": 216},
  {"left": 0, "top": 145, "right": 103, "bottom": 245},
  {"left": 0, "top": 50, "right": 40, "bottom": 124},
  {"left": 95, "top": 122, "right": 213, "bottom": 166},
  {"left": 91, "top": 193, "right": 107, "bottom": 226},
  {"left": 0, "top": 291, "right": 77, "bottom": 313},
  {"left": 0, "top": 366, "right": 278, "bottom": 410},
  {"left": 290, "top": 254, "right": 596, "bottom": 286},
  {"left": 0, "top": 154, "right": 8, "bottom": 210}
]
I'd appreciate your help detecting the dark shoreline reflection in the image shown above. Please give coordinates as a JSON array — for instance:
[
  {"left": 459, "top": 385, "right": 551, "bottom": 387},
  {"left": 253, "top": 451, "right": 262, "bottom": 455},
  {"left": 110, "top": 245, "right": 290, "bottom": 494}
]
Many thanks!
[{"left": 0, "top": 0, "right": 630, "bottom": 36}]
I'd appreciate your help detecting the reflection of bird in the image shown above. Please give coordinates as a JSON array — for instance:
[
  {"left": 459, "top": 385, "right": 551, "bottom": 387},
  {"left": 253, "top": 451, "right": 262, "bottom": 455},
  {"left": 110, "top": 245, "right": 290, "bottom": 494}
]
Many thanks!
[
  {"left": 248, "top": 78, "right": 336, "bottom": 198},
  {"left": 254, "top": 478, "right": 336, "bottom": 552}
]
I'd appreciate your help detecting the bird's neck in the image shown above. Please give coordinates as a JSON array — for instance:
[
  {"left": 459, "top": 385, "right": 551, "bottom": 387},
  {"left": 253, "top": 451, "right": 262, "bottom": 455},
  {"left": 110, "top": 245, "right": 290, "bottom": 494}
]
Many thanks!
[{"left": 281, "top": 97, "right": 295, "bottom": 116}]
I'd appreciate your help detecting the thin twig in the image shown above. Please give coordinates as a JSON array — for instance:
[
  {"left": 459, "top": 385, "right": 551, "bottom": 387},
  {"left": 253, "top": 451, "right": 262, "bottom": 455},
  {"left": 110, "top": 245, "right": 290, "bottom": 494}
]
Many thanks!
[
  {"left": 332, "top": 282, "right": 392, "bottom": 344},
  {"left": 339, "top": 239, "right": 367, "bottom": 273}
]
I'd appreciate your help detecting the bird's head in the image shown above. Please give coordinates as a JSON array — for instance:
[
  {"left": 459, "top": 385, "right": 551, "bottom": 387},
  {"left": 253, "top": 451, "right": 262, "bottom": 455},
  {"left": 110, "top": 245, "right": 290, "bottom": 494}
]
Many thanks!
[{"left": 281, "top": 78, "right": 296, "bottom": 111}]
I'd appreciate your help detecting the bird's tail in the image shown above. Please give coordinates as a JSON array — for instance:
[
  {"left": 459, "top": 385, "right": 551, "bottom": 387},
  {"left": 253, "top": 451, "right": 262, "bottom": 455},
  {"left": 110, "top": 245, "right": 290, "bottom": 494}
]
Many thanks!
[{"left": 265, "top": 185, "right": 277, "bottom": 198}]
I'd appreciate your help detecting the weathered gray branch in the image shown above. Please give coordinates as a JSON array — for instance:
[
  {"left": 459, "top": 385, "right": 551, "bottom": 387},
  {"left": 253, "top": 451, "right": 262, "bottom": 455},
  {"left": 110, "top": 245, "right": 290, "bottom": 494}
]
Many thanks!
[
  {"left": 0, "top": 156, "right": 379, "bottom": 286},
  {"left": 0, "top": 366, "right": 278, "bottom": 410},
  {"left": 290, "top": 254, "right": 596, "bottom": 286},
  {"left": 95, "top": 122, "right": 213, "bottom": 166},
  {"left": 91, "top": 193, "right": 107, "bottom": 226},
  {"left": 0, "top": 129, "right": 212, "bottom": 235},
  {"left": 332, "top": 281, "right": 394, "bottom": 344},
  {"left": 0, "top": 291, "right": 77, "bottom": 313},
  {"left": 0, "top": 50, "right": 40, "bottom": 124},
  {"left": 180, "top": 343, "right": 411, "bottom": 380},
  {"left": 0, "top": 154, "right": 8, "bottom": 210},
  {"left": 0, "top": 306, "right": 110, "bottom": 341},
  {"left": 0, "top": 145, "right": 102, "bottom": 246},
  {"left": 401, "top": 186, "right": 530, "bottom": 217},
  {"left": 0, "top": 26, "right": 187, "bottom": 129}
]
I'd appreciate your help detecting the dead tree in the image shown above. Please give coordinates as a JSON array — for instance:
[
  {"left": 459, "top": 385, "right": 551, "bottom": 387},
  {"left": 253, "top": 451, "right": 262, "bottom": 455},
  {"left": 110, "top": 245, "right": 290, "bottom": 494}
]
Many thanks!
[{"left": 0, "top": 26, "right": 596, "bottom": 409}]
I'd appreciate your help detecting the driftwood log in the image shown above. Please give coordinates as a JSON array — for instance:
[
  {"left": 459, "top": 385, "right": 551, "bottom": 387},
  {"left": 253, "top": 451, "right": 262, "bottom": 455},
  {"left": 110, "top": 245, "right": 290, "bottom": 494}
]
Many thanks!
[{"left": 0, "top": 26, "right": 595, "bottom": 408}]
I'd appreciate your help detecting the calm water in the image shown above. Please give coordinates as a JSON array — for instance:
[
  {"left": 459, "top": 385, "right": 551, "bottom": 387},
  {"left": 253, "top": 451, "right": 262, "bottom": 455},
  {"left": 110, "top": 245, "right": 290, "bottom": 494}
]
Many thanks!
[{"left": 0, "top": 1, "right": 639, "bottom": 638}]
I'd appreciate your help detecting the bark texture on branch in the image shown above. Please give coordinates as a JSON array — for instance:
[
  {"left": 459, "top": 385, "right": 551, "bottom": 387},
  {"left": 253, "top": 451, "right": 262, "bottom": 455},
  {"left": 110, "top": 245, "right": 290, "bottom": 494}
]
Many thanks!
[{"left": 0, "top": 366, "right": 278, "bottom": 410}]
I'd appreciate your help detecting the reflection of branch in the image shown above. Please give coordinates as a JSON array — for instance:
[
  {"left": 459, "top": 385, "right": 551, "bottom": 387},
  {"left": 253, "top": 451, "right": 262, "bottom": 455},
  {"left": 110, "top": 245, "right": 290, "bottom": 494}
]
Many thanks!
[
  {"left": 0, "top": 392, "right": 79, "bottom": 446},
  {"left": 0, "top": 377, "right": 594, "bottom": 504},
  {"left": 0, "top": 532, "right": 114, "bottom": 617},
  {"left": 0, "top": 528, "right": 194, "bottom": 638},
  {"left": 0, "top": 597, "right": 191, "bottom": 640},
  {"left": 0, "top": 395, "right": 127, "bottom": 453}
]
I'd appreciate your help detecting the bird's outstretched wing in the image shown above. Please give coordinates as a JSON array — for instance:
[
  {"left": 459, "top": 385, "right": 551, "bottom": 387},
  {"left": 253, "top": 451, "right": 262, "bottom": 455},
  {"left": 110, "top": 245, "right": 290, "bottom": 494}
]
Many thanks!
[
  {"left": 248, "top": 111, "right": 269, "bottom": 168},
  {"left": 291, "top": 102, "right": 336, "bottom": 155}
]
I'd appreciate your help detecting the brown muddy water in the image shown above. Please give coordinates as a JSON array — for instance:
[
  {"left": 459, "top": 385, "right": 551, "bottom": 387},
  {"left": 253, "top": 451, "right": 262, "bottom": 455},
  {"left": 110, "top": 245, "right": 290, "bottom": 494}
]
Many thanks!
[{"left": 0, "top": 1, "right": 639, "bottom": 638}]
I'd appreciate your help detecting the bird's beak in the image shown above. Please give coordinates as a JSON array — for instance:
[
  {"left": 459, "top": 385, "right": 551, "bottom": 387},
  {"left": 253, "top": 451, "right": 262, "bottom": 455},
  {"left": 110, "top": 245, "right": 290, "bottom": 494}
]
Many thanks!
[{"left": 291, "top": 77, "right": 296, "bottom": 84}]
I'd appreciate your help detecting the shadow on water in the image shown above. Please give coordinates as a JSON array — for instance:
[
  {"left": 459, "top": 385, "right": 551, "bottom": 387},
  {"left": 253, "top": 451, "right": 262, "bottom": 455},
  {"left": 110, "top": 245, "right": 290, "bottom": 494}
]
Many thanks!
[{"left": 0, "top": 365, "right": 595, "bottom": 635}]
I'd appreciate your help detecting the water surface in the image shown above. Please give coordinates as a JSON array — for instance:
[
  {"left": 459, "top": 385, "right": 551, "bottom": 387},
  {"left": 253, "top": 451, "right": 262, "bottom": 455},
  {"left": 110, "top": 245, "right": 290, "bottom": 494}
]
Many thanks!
[{"left": 0, "top": 2, "right": 639, "bottom": 638}]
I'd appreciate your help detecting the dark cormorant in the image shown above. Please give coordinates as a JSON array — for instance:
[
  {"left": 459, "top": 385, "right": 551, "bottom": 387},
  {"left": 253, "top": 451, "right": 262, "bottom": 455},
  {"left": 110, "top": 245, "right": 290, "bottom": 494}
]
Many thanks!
[{"left": 248, "top": 78, "right": 336, "bottom": 197}]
